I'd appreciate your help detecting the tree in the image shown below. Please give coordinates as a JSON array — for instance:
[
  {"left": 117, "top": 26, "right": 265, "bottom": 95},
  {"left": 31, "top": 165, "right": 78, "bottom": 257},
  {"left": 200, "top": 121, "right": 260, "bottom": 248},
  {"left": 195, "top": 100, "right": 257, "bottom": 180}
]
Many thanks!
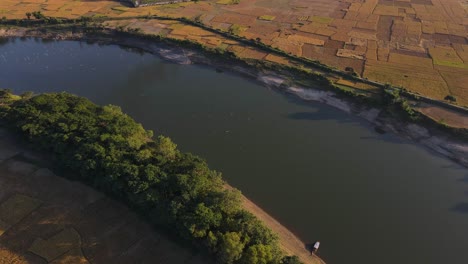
[
  {"left": 20, "top": 91, "right": 33, "bottom": 99},
  {"left": 183, "top": 203, "right": 222, "bottom": 238},
  {"left": 241, "top": 244, "right": 274, "bottom": 264},
  {"left": 217, "top": 232, "right": 245, "bottom": 263},
  {"left": 32, "top": 11, "right": 45, "bottom": 20},
  {"left": 281, "top": 255, "right": 303, "bottom": 264},
  {"left": 155, "top": 135, "right": 178, "bottom": 161},
  {"left": 26, "top": 12, "right": 31, "bottom": 20},
  {"left": 444, "top": 95, "right": 457, "bottom": 102}
]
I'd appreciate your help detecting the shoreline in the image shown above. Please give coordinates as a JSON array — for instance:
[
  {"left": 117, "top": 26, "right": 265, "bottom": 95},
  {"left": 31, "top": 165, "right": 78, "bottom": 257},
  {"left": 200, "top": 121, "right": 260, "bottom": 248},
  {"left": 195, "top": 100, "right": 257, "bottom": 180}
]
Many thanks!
[
  {"left": 0, "top": 29, "right": 328, "bottom": 264},
  {"left": 132, "top": 39, "right": 468, "bottom": 169},
  {"left": 241, "top": 195, "right": 325, "bottom": 264},
  {"left": 0, "top": 27, "right": 467, "bottom": 263}
]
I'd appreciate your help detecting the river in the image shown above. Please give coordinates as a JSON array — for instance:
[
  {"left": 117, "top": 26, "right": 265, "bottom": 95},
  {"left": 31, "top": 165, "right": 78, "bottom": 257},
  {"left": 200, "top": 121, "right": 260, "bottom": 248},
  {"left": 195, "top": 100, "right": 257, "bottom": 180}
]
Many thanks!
[{"left": 1, "top": 38, "right": 467, "bottom": 264}]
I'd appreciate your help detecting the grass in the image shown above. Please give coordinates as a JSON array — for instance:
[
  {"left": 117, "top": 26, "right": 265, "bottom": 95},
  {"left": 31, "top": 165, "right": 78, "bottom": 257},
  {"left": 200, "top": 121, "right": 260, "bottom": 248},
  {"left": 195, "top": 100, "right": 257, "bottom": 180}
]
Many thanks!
[
  {"left": 0, "top": 194, "right": 41, "bottom": 225},
  {"left": 429, "top": 47, "right": 467, "bottom": 69},
  {"left": 216, "top": 0, "right": 239, "bottom": 5},
  {"left": 29, "top": 228, "right": 81, "bottom": 262},
  {"left": 111, "top": 6, "right": 131, "bottom": 12},
  {"left": 229, "top": 24, "right": 248, "bottom": 35},
  {"left": 258, "top": 15, "right": 275, "bottom": 21}
]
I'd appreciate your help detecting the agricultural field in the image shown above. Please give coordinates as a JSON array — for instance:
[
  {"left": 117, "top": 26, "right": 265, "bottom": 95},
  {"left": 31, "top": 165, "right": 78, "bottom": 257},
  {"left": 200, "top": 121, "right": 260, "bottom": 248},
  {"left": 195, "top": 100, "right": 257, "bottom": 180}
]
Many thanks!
[
  {"left": 0, "top": 129, "right": 209, "bottom": 264},
  {"left": 0, "top": 0, "right": 467, "bottom": 106}
]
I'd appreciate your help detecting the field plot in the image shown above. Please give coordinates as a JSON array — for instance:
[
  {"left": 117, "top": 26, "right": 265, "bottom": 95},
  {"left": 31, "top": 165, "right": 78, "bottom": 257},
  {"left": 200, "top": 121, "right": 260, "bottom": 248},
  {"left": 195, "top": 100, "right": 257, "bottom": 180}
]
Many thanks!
[
  {"left": 0, "top": 131, "right": 209, "bottom": 264},
  {"left": 364, "top": 59, "right": 450, "bottom": 100},
  {"left": 415, "top": 104, "right": 468, "bottom": 129},
  {"left": 429, "top": 46, "right": 467, "bottom": 68},
  {"left": 29, "top": 228, "right": 83, "bottom": 262},
  {"left": 0, "top": 0, "right": 467, "bottom": 106},
  {"left": 335, "top": 78, "right": 380, "bottom": 93},
  {"left": 437, "top": 66, "right": 468, "bottom": 106},
  {"left": 388, "top": 53, "right": 433, "bottom": 68},
  {"left": 0, "top": 194, "right": 41, "bottom": 236}
]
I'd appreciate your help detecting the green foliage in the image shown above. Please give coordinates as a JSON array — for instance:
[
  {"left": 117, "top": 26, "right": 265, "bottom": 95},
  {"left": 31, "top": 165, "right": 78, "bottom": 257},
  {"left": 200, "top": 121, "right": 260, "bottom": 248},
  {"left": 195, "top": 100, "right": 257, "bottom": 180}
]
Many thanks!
[
  {"left": 383, "top": 88, "right": 419, "bottom": 121},
  {"left": 281, "top": 256, "right": 302, "bottom": 264},
  {"left": 0, "top": 89, "right": 21, "bottom": 104},
  {"left": 2, "top": 91, "right": 294, "bottom": 264},
  {"left": 218, "top": 232, "right": 245, "bottom": 263},
  {"left": 31, "top": 11, "right": 45, "bottom": 20},
  {"left": 444, "top": 95, "right": 457, "bottom": 102},
  {"left": 240, "top": 244, "right": 274, "bottom": 264}
]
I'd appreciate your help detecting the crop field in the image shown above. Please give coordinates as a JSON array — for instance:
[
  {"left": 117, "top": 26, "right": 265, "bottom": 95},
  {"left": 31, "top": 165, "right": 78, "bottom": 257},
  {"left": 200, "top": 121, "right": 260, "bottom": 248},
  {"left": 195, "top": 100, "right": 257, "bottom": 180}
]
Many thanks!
[
  {"left": 0, "top": 131, "right": 209, "bottom": 264},
  {"left": 0, "top": 0, "right": 467, "bottom": 106},
  {"left": 429, "top": 46, "right": 467, "bottom": 68},
  {"left": 364, "top": 59, "right": 450, "bottom": 99},
  {"left": 28, "top": 228, "right": 83, "bottom": 262}
]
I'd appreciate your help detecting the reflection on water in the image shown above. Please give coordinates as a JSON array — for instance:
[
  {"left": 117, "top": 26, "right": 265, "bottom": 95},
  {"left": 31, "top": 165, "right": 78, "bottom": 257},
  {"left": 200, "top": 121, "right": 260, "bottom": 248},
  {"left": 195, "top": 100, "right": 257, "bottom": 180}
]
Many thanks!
[{"left": 1, "top": 38, "right": 468, "bottom": 264}]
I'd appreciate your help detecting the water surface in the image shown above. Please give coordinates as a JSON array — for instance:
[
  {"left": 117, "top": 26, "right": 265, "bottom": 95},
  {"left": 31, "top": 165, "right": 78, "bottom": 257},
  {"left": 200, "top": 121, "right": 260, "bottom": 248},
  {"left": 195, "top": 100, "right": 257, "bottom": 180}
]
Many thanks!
[{"left": 1, "top": 38, "right": 467, "bottom": 264}]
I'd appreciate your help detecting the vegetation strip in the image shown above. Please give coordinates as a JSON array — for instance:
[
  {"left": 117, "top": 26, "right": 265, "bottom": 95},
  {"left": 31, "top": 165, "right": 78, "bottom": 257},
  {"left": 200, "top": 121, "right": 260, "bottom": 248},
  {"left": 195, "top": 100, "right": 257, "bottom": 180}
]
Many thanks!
[{"left": 0, "top": 91, "right": 306, "bottom": 264}]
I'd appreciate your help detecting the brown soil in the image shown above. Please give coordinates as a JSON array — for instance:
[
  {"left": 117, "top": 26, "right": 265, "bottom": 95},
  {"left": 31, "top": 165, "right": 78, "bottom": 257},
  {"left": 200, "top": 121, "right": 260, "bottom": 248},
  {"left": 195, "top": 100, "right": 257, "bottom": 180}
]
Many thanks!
[{"left": 415, "top": 104, "right": 468, "bottom": 129}]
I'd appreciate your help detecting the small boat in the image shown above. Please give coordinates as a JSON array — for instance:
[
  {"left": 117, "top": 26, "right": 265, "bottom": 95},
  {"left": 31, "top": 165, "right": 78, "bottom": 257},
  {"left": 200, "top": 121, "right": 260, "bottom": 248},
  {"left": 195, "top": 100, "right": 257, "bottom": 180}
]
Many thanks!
[{"left": 313, "top": 241, "right": 320, "bottom": 253}]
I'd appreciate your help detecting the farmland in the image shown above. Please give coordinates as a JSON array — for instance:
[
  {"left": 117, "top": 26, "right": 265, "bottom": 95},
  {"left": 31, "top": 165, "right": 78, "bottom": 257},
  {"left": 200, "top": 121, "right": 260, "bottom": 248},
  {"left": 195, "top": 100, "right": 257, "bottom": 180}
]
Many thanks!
[
  {"left": 0, "top": 1, "right": 467, "bottom": 260},
  {"left": 0, "top": 0, "right": 467, "bottom": 107},
  {"left": 0, "top": 129, "right": 209, "bottom": 264},
  {"left": 0, "top": 0, "right": 468, "bottom": 106}
]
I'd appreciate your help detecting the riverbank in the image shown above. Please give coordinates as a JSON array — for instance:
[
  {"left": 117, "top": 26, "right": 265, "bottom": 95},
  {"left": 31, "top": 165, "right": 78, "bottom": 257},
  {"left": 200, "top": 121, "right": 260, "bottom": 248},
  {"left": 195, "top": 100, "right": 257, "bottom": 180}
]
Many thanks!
[
  {"left": 241, "top": 194, "right": 325, "bottom": 264},
  {"left": 124, "top": 36, "right": 468, "bottom": 169},
  {"left": 0, "top": 25, "right": 466, "bottom": 264},
  {"left": 3, "top": 27, "right": 466, "bottom": 165},
  {"left": 1, "top": 90, "right": 326, "bottom": 264}
]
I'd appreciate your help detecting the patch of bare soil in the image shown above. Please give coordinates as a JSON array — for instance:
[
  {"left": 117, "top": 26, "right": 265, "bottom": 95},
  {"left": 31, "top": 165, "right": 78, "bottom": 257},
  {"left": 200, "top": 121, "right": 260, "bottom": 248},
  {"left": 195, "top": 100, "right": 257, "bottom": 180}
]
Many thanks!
[{"left": 415, "top": 104, "right": 468, "bottom": 129}]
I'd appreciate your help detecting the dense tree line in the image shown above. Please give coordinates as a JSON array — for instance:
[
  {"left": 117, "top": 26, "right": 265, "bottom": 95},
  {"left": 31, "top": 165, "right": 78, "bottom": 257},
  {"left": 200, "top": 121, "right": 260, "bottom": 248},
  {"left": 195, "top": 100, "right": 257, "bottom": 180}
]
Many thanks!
[{"left": 0, "top": 91, "right": 302, "bottom": 264}]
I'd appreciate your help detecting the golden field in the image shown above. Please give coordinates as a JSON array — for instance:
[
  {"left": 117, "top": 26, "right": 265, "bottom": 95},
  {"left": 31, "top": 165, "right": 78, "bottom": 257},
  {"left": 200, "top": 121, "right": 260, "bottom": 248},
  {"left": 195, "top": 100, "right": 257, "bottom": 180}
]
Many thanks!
[{"left": 0, "top": 0, "right": 467, "bottom": 106}]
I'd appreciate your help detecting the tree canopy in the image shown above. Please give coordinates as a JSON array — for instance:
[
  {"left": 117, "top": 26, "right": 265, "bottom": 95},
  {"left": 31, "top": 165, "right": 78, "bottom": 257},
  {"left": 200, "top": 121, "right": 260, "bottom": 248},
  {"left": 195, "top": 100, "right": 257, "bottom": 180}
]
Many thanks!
[{"left": 0, "top": 91, "right": 302, "bottom": 264}]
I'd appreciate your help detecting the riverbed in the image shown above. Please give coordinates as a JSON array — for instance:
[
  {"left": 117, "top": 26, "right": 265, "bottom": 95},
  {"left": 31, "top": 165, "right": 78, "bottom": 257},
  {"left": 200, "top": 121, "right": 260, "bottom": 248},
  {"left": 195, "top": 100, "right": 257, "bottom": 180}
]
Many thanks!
[{"left": 1, "top": 38, "right": 467, "bottom": 264}]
